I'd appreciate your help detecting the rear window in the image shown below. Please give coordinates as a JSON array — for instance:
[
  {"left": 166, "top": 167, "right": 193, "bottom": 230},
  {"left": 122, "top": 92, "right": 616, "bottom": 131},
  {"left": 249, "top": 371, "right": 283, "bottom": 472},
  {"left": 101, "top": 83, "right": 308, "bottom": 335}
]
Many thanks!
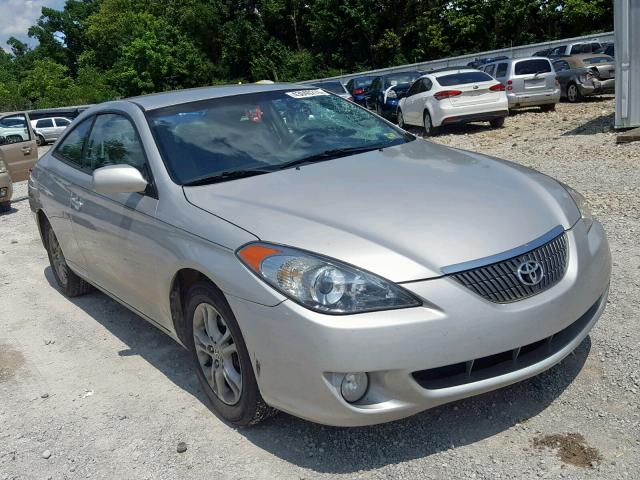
[
  {"left": 313, "top": 81, "right": 346, "bottom": 94},
  {"left": 353, "top": 77, "right": 373, "bottom": 88},
  {"left": 385, "top": 73, "right": 421, "bottom": 87},
  {"left": 514, "top": 59, "right": 551, "bottom": 75},
  {"left": 435, "top": 71, "right": 493, "bottom": 86},
  {"left": 582, "top": 56, "right": 614, "bottom": 65}
]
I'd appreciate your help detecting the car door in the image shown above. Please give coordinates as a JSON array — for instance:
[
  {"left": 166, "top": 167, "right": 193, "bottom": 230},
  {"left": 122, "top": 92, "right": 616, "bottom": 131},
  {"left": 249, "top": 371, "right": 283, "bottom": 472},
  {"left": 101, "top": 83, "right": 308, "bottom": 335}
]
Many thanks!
[
  {"left": 366, "top": 77, "right": 381, "bottom": 109},
  {"left": 0, "top": 113, "right": 38, "bottom": 182},
  {"left": 401, "top": 80, "right": 422, "bottom": 125},
  {"left": 35, "top": 118, "right": 56, "bottom": 141},
  {"left": 42, "top": 117, "right": 95, "bottom": 272},
  {"left": 552, "top": 60, "right": 572, "bottom": 94},
  {"left": 66, "top": 111, "right": 165, "bottom": 323},
  {"left": 53, "top": 118, "right": 71, "bottom": 140},
  {"left": 407, "top": 79, "right": 431, "bottom": 125}
]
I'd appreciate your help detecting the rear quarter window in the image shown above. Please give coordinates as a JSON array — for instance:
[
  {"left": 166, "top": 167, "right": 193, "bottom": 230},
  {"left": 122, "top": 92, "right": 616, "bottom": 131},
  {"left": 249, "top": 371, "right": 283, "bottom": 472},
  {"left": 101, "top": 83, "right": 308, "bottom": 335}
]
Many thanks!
[
  {"left": 514, "top": 59, "right": 552, "bottom": 75},
  {"left": 495, "top": 63, "right": 508, "bottom": 77},
  {"left": 435, "top": 71, "right": 493, "bottom": 86}
]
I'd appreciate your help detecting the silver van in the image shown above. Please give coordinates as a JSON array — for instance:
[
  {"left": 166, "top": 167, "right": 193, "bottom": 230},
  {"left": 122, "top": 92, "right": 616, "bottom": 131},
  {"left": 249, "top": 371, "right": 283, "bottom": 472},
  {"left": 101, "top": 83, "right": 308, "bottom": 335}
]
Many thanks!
[{"left": 483, "top": 57, "right": 560, "bottom": 111}]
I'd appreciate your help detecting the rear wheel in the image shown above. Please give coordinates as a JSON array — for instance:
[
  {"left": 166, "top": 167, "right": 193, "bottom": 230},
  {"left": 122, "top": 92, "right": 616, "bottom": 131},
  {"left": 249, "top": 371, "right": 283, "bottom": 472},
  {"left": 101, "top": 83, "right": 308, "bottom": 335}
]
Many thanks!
[
  {"left": 490, "top": 117, "right": 505, "bottom": 128},
  {"left": 540, "top": 104, "right": 556, "bottom": 112},
  {"left": 567, "top": 83, "right": 582, "bottom": 103},
  {"left": 185, "top": 281, "right": 277, "bottom": 426},
  {"left": 423, "top": 110, "right": 438, "bottom": 136},
  {"left": 36, "top": 134, "right": 45, "bottom": 146},
  {"left": 44, "top": 223, "right": 93, "bottom": 297}
]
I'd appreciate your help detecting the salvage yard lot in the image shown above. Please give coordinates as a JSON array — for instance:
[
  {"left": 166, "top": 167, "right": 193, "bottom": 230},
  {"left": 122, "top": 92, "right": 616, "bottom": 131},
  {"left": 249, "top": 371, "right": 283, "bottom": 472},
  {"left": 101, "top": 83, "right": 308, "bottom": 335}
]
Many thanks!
[{"left": 1, "top": 96, "right": 638, "bottom": 479}]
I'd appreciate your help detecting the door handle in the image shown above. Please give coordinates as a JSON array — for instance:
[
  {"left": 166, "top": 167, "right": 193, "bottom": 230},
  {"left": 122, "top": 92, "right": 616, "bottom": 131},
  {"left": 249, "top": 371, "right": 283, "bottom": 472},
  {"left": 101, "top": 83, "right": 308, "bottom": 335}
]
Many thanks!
[
  {"left": 21, "top": 146, "right": 32, "bottom": 155},
  {"left": 70, "top": 194, "right": 83, "bottom": 211}
]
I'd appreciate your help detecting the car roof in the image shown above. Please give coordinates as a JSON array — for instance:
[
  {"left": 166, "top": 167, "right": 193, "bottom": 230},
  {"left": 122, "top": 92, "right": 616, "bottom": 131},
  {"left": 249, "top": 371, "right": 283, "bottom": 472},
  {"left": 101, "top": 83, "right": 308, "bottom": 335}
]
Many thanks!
[
  {"left": 428, "top": 68, "right": 483, "bottom": 77},
  {"left": 123, "top": 83, "right": 308, "bottom": 111}
]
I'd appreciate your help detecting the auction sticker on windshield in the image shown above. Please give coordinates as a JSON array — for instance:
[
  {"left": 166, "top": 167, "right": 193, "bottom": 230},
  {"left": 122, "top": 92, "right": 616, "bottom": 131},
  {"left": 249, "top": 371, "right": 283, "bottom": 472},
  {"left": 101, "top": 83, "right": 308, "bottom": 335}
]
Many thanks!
[{"left": 286, "top": 89, "right": 329, "bottom": 98}]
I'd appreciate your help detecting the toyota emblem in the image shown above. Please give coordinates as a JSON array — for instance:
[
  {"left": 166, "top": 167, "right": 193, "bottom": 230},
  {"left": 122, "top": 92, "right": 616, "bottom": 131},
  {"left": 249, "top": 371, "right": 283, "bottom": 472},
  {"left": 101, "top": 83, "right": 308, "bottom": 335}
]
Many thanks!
[{"left": 516, "top": 260, "right": 544, "bottom": 286}]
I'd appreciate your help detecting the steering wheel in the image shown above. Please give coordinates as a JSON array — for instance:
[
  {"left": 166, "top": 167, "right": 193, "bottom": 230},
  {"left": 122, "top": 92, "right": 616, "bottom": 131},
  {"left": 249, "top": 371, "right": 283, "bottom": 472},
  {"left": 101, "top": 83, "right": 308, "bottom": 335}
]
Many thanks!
[{"left": 289, "top": 129, "right": 327, "bottom": 151}]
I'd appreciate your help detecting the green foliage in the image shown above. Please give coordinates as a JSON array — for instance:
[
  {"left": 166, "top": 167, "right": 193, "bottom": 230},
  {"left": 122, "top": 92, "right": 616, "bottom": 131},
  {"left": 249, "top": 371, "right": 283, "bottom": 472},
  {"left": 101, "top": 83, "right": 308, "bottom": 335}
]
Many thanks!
[{"left": 0, "top": 0, "right": 613, "bottom": 111}]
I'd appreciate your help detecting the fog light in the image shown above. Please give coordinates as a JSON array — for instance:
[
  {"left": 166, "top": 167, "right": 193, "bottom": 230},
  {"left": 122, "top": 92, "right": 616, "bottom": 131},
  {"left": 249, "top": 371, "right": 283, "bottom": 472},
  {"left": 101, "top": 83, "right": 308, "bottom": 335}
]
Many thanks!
[{"left": 340, "top": 372, "right": 368, "bottom": 403}]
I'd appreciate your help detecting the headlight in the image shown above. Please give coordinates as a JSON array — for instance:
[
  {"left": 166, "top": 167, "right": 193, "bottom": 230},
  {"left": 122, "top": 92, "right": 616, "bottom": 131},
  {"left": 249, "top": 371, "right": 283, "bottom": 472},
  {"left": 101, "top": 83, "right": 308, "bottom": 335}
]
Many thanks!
[
  {"left": 237, "top": 243, "right": 421, "bottom": 314},
  {"left": 0, "top": 159, "right": 6, "bottom": 173},
  {"left": 562, "top": 182, "right": 594, "bottom": 231}
]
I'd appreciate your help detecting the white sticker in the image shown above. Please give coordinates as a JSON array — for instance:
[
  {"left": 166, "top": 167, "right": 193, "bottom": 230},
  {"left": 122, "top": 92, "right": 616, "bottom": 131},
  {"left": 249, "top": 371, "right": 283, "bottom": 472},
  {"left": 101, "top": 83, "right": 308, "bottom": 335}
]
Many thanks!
[{"left": 285, "top": 89, "right": 329, "bottom": 98}]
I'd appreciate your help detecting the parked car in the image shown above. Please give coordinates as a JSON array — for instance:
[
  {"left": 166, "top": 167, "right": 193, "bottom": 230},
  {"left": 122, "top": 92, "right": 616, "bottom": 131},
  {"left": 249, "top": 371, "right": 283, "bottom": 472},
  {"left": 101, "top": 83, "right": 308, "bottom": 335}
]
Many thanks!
[
  {"left": 364, "top": 71, "right": 422, "bottom": 120},
  {"left": 552, "top": 54, "right": 616, "bottom": 102},
  {"left": 30, "top": 84, "right": 610, "bottom": 427},
  {"left": 345, "top": 76, "right": 375, "bottom": 106},
  {"left": 601, "top": 42, "right": 615, "bottom": 58},
  {"left": 30, "top": 117, "right": 73, "bottom": 146},
  {"left": 542, "top": 40, "right": 603, "bottom": 57},
  {"left": 0, "top": 158, "right": 12, "bottom": 213},
  {"left": 397, "top": 69, "right": 508, "bottom": 135},
  {"left": 482, "top": 57, "right": 560, "bottom": 111},
  {"left": 466, "top": 56, "right": 509, "bottom": 70},
  {"left": 0, "top": 112, "right": 38, "bottom": 211}
]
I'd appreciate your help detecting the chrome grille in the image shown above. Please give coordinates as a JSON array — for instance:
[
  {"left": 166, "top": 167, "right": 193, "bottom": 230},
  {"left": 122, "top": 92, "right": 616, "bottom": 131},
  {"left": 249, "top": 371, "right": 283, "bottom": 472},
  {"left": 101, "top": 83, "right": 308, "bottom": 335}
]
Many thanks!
[{"left": 451, "top": 233, "right": 568, "bottom": 303}]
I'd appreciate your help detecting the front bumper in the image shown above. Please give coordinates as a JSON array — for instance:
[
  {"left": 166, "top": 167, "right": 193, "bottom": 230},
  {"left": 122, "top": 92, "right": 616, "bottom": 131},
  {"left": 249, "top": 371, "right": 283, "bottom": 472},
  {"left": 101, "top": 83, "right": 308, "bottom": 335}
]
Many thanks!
[
  {"left": 227, "top": 219, "right": 611, "bottom": 426},
  {"left": 0, "top": 172, "right": 12, "bottom": 203}
]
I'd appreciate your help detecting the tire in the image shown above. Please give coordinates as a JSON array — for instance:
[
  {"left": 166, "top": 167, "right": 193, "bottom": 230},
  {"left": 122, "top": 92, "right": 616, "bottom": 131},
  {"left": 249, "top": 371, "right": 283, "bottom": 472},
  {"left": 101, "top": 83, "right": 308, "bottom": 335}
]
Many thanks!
[
  {"left": 0, "top": 201, "right": 10, "bottom": 213},
  {"left": 490, "top": 117, "right": 505, "bottom": 128},
  {"left": 540, "top": 104, "right": 556, "bottom": 112},
  {"left": 44, "top": 222, "right": 93, "bottom": 297},
  {"left": 185, "top": 280, "right": 277, "bottom": 427},
  {"left": 423, "top": 110, "right": 438, "bottom": 136},
  {"left": 567, "top": 83, "right": 582, "bottom": 103},
  {"left": 397, "top": 109, "right": 405, "bottom": 129},
  {"left": 36, "top": 134, "right": 45, "bottom": 146}
]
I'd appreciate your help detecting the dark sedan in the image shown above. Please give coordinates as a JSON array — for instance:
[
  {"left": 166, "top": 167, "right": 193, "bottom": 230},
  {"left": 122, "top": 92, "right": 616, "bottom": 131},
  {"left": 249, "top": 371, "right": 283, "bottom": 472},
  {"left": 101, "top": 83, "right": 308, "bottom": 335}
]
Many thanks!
[{"left": 364, "top": 71, "right": 422, "bottom": 121}]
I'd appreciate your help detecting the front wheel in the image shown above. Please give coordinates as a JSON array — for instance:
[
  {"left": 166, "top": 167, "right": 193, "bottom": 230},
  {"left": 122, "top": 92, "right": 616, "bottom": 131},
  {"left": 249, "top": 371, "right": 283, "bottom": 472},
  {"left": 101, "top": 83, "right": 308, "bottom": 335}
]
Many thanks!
[
  {"left": 185, "top": 281, "right": 277, "bottom": 426},
  {"left": 36, "top": 134, "right": 45, "bottom": 146},
  {"left": 397, "top": 109, "right": 405, "bottom": 129},
  {"left": 490, "top": 117, "right": 505, "bottom": 128},
  {"left": 0, "top": 201, "right": 10, "bottom": 213}
]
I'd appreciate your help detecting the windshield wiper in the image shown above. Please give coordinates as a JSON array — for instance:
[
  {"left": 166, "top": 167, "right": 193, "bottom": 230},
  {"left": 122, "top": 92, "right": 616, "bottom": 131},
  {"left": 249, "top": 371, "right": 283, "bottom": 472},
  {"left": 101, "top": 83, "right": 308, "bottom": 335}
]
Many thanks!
[
  {"left": 278, "top": 145, "right": 386, "bottom": 170},
  {"left": 183, "top": 168, "right": 274, "bottom": 186}
]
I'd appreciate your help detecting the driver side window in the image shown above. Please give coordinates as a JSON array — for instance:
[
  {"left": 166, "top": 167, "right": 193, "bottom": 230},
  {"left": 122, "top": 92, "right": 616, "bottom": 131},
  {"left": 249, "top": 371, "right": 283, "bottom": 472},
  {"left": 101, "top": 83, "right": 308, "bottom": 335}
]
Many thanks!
[
  {"left": 84, "top": 114, "right": 146, "bottom": 173},
  {"left": 407, "top": 80, "right": 421, "bottom": 97}
]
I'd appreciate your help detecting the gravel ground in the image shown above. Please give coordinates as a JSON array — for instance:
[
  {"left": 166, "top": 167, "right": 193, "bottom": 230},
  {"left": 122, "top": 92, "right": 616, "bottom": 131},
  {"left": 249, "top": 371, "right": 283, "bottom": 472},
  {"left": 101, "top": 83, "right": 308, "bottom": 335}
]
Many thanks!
[{"left": 1, "top": 97, "right": 638, "bottom": 479}]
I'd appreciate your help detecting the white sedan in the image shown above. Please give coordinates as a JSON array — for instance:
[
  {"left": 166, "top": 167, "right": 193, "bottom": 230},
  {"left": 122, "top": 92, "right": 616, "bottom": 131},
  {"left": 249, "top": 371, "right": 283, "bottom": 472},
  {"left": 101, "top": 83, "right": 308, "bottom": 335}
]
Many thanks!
[{"left": 397, "top": 68, "right": 509, "bottom": 135}]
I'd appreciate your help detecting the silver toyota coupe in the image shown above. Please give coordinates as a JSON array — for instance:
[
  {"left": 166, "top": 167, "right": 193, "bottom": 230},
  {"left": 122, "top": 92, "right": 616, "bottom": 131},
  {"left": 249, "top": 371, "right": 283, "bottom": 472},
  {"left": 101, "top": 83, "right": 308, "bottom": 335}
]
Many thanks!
[{"left": 28, "top": 84, "right": 611, "bottom": 427}]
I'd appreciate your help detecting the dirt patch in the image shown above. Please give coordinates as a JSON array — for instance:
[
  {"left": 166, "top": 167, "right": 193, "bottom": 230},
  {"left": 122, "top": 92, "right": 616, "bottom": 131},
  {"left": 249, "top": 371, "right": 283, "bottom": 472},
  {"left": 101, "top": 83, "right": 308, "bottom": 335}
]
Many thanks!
[
  {"left": 0, "top": 344, "right": 26, "bottom": 382},
  {"left": 533, "top": 433, "right": 603, "bottom": 468}
]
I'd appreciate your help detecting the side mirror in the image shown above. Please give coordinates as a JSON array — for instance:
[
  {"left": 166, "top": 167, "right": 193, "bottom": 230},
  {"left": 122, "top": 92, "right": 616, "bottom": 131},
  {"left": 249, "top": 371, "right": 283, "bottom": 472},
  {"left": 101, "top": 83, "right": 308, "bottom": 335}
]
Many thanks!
[{"left": 93, "top": 164, "right": 148, "bottom": 194}]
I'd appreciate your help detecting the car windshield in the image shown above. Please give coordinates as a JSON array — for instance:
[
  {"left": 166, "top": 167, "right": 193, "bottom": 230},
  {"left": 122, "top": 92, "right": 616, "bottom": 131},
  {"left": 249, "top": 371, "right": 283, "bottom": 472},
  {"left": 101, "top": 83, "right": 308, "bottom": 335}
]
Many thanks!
[
  {"left": 313, "top": 81, "right": 346, "bottom": 94},
  {"left": 147, "top": 89, "right": 412, "bottom": 185},
  {"left": 514, "top": 59, "right": 552, "bottom": 75},
  {"left": 582, "top": 56, "right": 614, "bottom": 65},
  {"left": 384, "top": 73, "right": 420, "bottom": 88},
  {"left": 435, "top": 71, "right": 493, "bottom": 86}
]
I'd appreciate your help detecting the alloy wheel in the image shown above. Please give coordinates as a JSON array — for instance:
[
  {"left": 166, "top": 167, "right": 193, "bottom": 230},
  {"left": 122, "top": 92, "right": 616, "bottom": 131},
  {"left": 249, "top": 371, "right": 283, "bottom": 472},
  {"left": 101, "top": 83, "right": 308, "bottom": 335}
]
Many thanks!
[
  {"left": 192, "top": 303, "right": 242, "bottom": 405},
  {"left": 567, "top": 84, "right": 578, "bottom": 102},
  {"left": 48, "top": 229, "right": 68, "bottom": 287},
  {"left": 424, "top": 112, "right": 432, "bottom": 135},
  {"left": 397, "top": 110, "right": 405, "bottom": 129}
]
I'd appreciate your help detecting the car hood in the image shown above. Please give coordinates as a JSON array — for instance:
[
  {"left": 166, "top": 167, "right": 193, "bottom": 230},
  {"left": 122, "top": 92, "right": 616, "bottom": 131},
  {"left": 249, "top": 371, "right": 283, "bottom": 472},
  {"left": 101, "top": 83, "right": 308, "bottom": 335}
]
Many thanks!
[{"left": 184, "top": 140, "right": 580, "bottom": 282}]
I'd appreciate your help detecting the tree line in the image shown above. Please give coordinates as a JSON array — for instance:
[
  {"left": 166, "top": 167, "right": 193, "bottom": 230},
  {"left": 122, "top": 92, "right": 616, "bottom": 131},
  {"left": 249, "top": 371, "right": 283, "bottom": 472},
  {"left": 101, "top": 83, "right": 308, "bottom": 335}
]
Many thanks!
[{"left": 0, "top": 0, "right": 613, "bottom": 110}]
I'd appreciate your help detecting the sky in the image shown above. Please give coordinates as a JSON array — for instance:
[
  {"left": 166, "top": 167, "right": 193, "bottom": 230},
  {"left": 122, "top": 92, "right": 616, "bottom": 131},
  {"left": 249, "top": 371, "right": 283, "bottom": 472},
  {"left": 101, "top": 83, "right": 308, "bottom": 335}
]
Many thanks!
[{"left": 0, "top": 0, "right": 66, "bottom": 53}]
